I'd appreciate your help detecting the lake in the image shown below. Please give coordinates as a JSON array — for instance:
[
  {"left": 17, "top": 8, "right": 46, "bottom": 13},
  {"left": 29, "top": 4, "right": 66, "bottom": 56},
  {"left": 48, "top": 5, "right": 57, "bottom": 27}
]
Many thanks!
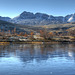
[{"left": 0, "top": 43, "right": 75, "bottom": 75}]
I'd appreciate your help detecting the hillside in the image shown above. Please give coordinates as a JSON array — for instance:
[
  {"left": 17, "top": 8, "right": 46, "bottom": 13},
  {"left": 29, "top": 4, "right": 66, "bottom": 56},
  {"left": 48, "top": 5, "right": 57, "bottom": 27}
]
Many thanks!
[
  {"left": 0, "top": 20, "right": 32, "bottom": 33},
  {"left": 0, "top": 20, "right": 44, "bottom": 34},
  {"left": 0, "top": 20, "right": 75, "bottom": 35},
  {"left": 36, "top": 22, "right": 75, "bottom": 33}
]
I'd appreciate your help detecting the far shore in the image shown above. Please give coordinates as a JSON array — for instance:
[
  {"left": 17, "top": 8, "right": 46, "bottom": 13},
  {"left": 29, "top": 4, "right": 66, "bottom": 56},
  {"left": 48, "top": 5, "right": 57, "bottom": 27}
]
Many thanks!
[{"left": 0, "top": 40, "right": 75, "bottom": 45}]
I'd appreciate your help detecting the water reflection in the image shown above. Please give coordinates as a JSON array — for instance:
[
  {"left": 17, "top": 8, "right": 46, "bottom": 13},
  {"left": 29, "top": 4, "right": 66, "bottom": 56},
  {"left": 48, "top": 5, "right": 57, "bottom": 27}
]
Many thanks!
[
  {"left": 0, "top": 43, "right": 75, "bottom": 75},
  {"left": 0, "top": 43, "right": 75, "bottom": 61}
]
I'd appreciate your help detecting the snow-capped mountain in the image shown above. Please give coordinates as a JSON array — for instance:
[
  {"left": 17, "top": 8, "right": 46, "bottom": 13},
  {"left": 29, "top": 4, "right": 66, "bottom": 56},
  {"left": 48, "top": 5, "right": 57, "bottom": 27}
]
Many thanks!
[
  {"left": 1, "top": 11, "right": 75, "bottom": 25},
  {"left": 67, "top": 14, "right": 75, "bottom": 22}
]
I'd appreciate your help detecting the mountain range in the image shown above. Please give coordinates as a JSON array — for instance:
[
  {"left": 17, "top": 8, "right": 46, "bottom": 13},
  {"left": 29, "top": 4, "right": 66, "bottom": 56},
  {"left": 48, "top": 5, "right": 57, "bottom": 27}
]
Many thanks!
[{"left": 1, "top": 11, "right": 75, "bottom": 25}]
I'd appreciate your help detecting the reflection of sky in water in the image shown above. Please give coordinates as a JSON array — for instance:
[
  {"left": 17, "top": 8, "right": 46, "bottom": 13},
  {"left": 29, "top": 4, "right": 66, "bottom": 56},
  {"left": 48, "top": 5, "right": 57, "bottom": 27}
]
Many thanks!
[{"left": 0, "top": 43, "right": 75, "bottom": 75}]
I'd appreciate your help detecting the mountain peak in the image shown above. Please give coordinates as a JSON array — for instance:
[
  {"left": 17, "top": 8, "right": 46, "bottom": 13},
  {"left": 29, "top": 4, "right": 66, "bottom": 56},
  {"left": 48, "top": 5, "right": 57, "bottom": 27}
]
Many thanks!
[
  {"left": 20, "top": 11, "right": 35, "bottom": 19},
  {"left": 21, "top": 11, "right": 33, "bottom": 15}
]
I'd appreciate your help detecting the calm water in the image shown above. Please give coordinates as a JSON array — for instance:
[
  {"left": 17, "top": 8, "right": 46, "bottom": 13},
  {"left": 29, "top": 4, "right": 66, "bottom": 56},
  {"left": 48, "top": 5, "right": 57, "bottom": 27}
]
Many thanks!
[{"left": 0, "top": 43, "right": 75, "bottom": 75}]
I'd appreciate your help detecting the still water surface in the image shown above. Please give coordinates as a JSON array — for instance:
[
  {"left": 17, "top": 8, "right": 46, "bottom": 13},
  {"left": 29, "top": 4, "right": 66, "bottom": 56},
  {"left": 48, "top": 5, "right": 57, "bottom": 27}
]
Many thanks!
[{"left": 0, "top": 43, "right": 75, "bottom": 75}]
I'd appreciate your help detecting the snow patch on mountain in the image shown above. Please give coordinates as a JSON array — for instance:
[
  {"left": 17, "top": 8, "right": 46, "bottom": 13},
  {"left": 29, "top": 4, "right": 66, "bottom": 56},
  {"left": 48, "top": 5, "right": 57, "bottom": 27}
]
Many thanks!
[{"left": 67, "top": 14, "right": 75, "bottom": 22}]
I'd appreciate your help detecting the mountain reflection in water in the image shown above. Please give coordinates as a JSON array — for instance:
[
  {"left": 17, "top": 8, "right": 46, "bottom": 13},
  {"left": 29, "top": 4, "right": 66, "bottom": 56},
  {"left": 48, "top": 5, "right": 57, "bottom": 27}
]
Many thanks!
[{"left": 0, "top": 43, "right": 75, "bottom": 75}]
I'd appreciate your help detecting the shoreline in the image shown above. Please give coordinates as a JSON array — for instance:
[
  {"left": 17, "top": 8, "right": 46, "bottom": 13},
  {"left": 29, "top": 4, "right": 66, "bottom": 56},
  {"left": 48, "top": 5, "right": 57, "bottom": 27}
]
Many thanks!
[{"left": 0, "top": 41, "right": 75, "bottom": 45}]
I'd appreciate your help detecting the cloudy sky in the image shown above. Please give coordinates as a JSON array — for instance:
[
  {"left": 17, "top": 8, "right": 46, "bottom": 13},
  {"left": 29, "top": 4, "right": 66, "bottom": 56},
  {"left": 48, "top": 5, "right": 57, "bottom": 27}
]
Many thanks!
[{"left": 0, "top": 0, "right": 75, "bottom": 18}]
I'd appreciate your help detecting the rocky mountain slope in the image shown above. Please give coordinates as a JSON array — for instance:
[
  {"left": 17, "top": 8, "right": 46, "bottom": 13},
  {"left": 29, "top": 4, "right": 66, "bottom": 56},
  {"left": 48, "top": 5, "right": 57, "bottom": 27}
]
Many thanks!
[
  {"left": 0, "top": 11, "right": 75, "bottom": 25},
  {"left": 10, "top": 11, "right": 75, "bottom": 25}
]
